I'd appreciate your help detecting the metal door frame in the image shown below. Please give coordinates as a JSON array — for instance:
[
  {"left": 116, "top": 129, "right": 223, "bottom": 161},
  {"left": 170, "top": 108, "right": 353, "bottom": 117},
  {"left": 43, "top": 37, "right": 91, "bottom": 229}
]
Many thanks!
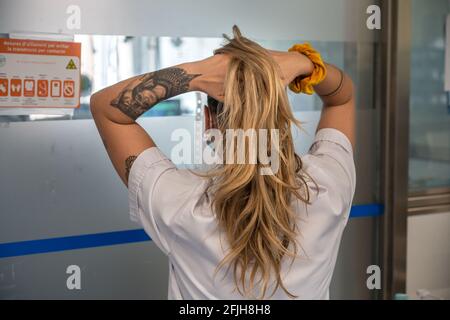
[{"left": 379, "top": 0, "right": 411, "bottom": 299}]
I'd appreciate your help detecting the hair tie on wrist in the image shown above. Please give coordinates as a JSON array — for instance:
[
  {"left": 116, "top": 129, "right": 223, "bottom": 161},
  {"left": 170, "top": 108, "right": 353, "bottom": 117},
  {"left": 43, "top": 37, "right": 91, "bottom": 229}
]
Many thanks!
[{"left": 288, "top": 43, "right": 327, "bottom": 95}]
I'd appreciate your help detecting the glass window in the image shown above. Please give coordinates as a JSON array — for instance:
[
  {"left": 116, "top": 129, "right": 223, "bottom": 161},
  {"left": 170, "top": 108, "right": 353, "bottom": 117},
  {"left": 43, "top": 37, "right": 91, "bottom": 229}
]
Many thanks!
[
  {"left": 0, "top": 35, "right": 375, "bottom": 122},
  {"left": 409, "top": 0, "right": 450, "bottom": 191}
]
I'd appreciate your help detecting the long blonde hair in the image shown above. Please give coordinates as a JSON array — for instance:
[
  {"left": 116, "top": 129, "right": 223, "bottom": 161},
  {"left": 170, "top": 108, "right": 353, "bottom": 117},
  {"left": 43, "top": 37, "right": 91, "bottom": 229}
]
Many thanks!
[{"left": 204, "top": 26, "right": 313, "bottom": 299}]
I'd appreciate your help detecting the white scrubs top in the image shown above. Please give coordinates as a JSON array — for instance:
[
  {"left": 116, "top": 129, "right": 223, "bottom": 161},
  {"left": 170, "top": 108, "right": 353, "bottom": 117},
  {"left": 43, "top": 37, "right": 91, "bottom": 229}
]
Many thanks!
[{"left": 128, "top": 128, "right": 356, "bottom": 299}]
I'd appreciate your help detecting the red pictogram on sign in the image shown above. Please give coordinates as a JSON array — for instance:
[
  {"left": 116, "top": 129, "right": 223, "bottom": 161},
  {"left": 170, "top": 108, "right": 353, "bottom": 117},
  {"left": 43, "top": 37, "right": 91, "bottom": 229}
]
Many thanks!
[
  {"left": 63, "top": 80, "right": 75, "bottom": 98},
  {"left": 37, "top": 80, "right": 48, "bottom": 97},
  {"left": 24, "top": 79, "right": 35, "bottom": 97},
  {"left": 10, "top": 79, "right": 22, "bottom": 97},
  {"left": 50, "top": 80, "right": 61, "bottom": 97},
  {"left": 0, "top": 78, "right": 8, "bottom": 97}
]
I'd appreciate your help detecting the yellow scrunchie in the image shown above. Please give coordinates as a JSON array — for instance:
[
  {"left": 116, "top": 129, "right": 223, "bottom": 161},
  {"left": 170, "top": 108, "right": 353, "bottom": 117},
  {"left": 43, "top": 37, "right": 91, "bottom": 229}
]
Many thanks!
[{"left": 288, "top": 43, "right": 327, "bottom": 95}]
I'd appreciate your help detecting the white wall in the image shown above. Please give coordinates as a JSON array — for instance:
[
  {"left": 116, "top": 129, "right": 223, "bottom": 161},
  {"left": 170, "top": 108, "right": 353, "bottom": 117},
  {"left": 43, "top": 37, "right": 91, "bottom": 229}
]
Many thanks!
[
  {"left": 407, "top": 212, "right": 450, "bottom": 299},
  {"left": 0, "top": 0, "right": 378, "bottom": 42}
]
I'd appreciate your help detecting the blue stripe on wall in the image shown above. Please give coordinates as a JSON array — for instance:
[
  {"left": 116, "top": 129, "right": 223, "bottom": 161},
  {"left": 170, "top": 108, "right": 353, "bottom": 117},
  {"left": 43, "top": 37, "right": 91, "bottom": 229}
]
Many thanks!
[
  {"left": 350, "top": 203, "right": 384, "bottom": 218},
  {"left": 0, "top": 204, "right": 383, "bottom": 259},
  {"left": 0, "top": 229, "right": 150, "bottom": 258}
]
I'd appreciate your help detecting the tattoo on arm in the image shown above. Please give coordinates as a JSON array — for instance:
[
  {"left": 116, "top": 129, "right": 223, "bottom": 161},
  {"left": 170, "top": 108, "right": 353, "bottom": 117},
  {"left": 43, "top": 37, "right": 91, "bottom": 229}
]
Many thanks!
[
  {"left": 125, "top": 155, "right": 138, "bottom": 182},
  {"left": 111, "top": 67, "right": 201, "bottom": 120}
]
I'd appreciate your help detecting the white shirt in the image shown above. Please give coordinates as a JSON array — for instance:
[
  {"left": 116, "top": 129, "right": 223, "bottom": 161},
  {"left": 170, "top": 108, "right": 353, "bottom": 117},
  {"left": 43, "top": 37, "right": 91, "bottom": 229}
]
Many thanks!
[{"left": 128, "top": 128, "right": 356, "bottom": 299}]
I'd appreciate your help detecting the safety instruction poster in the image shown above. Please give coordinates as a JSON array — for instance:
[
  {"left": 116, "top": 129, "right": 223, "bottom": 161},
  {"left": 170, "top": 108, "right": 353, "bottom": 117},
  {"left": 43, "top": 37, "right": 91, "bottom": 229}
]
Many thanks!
[{"left": 0, "top": 38, "right": 81, "bottom": 109}]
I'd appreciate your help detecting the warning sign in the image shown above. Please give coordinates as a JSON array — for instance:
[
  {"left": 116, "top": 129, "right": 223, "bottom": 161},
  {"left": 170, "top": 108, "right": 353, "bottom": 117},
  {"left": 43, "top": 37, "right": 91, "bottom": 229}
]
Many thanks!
[
  {"left": 66, "top": 59, "right": 77, "bottom": 70},
  {"left": 0, "top": 38, "right": 81, "bottom": 109}
]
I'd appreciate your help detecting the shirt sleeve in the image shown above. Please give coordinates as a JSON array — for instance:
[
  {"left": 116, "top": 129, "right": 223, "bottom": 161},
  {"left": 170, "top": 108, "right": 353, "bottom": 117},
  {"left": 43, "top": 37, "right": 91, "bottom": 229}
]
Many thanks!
[
  {"left": 307, "top": 128, "right": 356, "bottom": 218},
  {"left": 127, "top": 147, "right": 202, "bottom": 256}
]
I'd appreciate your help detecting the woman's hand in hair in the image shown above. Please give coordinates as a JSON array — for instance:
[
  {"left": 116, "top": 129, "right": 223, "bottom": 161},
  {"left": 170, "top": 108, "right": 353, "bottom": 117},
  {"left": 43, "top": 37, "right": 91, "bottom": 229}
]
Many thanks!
[
  {"left": 189, "top": 53, "right": 230, "bottom": 103},
  {"left": 268, "top": 50, "right": 314, "bottom": 86},
  {"left": 190, "top": 49, "right": 314, "bottom": 101}
]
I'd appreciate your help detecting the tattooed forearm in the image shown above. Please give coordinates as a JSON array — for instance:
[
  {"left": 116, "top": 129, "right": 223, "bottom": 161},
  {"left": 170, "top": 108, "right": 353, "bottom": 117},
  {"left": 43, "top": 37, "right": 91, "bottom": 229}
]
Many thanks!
[
  {"left": 125, "top": 155, "right": 138, "bottom": 182},
  {"left": 110, "top": 67, "right": 201, "bottom": 120}
]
